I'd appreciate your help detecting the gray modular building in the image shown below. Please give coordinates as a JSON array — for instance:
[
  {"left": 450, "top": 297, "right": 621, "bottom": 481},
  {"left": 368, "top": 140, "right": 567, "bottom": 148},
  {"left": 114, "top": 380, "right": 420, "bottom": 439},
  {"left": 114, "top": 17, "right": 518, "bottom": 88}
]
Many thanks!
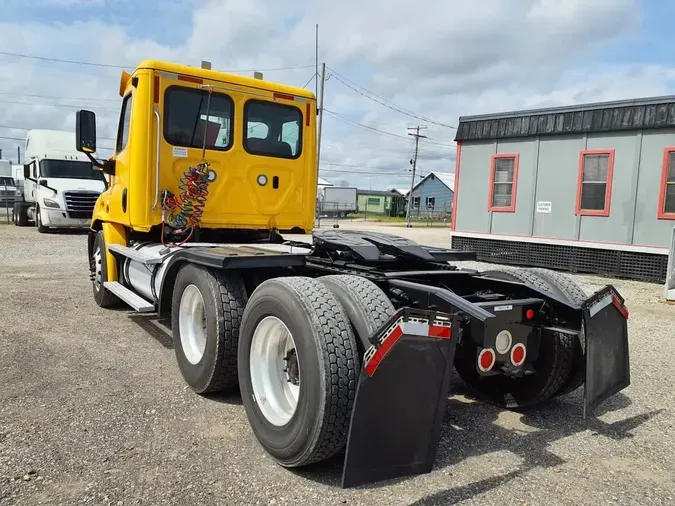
[{"left": 451, "top": 95, "right": 675, "bottom": 282}]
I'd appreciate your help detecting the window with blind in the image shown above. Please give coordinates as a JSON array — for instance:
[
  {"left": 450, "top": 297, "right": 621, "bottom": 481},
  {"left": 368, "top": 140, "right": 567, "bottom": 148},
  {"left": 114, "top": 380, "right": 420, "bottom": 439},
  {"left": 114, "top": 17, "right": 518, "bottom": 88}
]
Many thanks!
[
  {"left": 659, "top": 148, "right": 675, "bottom": 219},
  {"left": 488, "top": 154, "right": 519, "bottom": 212},
  {"left": 576, "top": 150, "right": 614, "bottom": 216}
]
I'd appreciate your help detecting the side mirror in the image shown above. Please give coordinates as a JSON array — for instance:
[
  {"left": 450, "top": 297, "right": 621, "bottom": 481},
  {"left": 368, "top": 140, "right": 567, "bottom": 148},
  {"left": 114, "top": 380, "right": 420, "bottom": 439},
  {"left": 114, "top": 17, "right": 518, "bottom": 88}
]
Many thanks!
[
  {"left": 23, "top": 164, "right": 30, "bottom": 179},
  {"left": 76, "top": 109, "right": 97, "bottom": 153}
]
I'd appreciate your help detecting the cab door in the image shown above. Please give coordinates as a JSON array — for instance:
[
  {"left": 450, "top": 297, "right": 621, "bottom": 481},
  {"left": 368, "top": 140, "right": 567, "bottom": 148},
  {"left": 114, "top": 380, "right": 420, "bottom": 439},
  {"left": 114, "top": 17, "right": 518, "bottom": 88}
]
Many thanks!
[{"left": 151, "top": 73, "right": 236, "bottom": 230}]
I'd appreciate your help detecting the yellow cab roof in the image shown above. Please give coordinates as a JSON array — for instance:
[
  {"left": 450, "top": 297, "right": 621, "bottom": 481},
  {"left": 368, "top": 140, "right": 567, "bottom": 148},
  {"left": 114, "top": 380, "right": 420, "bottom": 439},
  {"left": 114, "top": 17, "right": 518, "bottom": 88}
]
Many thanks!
[{"left": 134, "top": 59, "right": 316, "bottom": 101}]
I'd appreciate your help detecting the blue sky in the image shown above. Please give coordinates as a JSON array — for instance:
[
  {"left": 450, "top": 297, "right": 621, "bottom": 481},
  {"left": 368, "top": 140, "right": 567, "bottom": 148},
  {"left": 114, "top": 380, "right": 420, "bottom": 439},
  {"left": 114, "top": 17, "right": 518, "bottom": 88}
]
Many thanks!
[{"left": 0, "top": 0, "right": 673, "bottom": 190}]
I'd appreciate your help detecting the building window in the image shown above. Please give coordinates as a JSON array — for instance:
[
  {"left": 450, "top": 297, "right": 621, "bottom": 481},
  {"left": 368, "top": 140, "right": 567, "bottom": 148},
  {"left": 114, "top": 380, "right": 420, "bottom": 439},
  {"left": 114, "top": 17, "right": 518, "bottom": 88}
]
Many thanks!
[
  {"left": 575, "top": 149, "right": 614, "bottom": 216},
  {"left": 163, "top": 86, "right": 233, "bottom": 151},
  {"left": 244, "top": 99, "right": 303, "bottom": 159},
  {"left": 412, "top": 196, "right": 420, "bottom": 208},
  {"left": 367, "top": 197, "right": 380, "bottom": 206},
  {"left": 659, "top": 147, "right": 675, "bottom": 219},
  {"left": 488, "top": 154, "right": 519, "bottom": 212},
  {"left": 426, "top": 196, "right": 435, "bottom": 208}
]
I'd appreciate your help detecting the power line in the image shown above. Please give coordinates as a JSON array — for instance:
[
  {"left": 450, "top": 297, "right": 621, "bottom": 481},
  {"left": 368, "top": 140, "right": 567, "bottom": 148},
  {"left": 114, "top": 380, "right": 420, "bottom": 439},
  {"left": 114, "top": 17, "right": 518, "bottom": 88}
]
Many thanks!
[
  {"left": 0, "top": 125, "right": 116, "bottom": 141},
  {"left": 0, "top": 50, "right": 316, "bottom": 73},
  {"left": 0, "top": 98, "right": 118, "bottom": 113},
  {"left": 326, "top": 67, "right": 456, "bottom": 130},
  {"left": 0, "top": 90, "right": 119, "bottom": 103},
  {"left": 324, "top": 109, "right": 454, "bottom": 147}
]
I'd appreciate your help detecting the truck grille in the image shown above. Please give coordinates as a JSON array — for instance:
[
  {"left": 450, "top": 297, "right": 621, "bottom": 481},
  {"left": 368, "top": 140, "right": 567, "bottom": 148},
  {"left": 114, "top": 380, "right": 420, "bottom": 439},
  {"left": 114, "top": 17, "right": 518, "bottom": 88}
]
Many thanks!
[{"left": 64, "top": 191, "right": 100, "bottom": 219}]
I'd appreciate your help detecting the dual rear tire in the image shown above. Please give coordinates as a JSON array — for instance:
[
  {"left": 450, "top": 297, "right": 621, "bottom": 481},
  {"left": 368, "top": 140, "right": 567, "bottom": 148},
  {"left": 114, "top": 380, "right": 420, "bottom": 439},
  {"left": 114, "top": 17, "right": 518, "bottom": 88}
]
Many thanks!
[{"left": 171, "top": 269, "right": 388, "bottom": 467}]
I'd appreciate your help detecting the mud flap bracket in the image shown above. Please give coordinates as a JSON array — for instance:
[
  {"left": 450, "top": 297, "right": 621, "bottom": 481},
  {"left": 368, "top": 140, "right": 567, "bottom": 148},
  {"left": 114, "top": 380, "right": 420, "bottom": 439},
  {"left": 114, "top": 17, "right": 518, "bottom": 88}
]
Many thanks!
[
  {"left": 341, "top": 309, "right": 458, "bottom": 488},
  {"left": 582, "top": 285, "right": 630, "bottom": 418}
]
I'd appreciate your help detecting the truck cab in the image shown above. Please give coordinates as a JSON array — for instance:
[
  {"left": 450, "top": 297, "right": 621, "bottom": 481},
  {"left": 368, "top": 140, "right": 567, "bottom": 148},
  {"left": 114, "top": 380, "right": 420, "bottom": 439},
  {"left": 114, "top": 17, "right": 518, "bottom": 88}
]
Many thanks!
[
  {"left": 16, "top": 129, "right": 107, "bottom": 231},
  {"left": 0, "top": 159, "right": 17, "bottom": 210}
]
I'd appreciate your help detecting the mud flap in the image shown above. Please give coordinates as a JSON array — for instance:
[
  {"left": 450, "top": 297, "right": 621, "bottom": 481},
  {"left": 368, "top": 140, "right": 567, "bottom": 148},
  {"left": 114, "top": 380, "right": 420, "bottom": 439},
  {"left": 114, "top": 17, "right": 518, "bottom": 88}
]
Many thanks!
[
  {"left": 341, "top": 310, "right": 458, "bottom": 488},
  {"left": 582, "top": 285, "right": 630, "bottom": 418}
]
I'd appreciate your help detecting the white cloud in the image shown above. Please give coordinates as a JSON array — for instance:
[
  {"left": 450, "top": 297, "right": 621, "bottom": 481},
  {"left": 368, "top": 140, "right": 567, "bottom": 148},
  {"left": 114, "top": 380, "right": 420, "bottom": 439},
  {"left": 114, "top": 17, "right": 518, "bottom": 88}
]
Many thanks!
[{"left": 0, "top": 0, "right": 668, "bottom": 192}]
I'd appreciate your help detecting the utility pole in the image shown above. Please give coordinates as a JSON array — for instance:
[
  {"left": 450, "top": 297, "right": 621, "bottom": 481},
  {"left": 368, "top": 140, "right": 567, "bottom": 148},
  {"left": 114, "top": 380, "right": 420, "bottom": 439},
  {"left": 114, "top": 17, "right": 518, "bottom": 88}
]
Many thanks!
[
  {"left": 405, "top": 125, "right": 427, "bottom": 227},
  {"left": 316, "top": 62, "right": 326, "bottom": 188},
  {"left": 17, "top": 145, "right": 20, "bottom": 164}
]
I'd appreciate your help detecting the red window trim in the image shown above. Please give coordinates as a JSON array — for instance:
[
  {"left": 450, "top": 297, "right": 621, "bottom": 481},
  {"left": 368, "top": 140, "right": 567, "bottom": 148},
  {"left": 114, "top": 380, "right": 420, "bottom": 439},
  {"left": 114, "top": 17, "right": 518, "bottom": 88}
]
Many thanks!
[
  {"left": 575, "top": 149, "right": 615, "bottom": 217},
  {"left": 488, "top": 153, "right": 519, "bottom": 213},
  {"left": 658, "top": 147, "right": 675, "bottom": 220}
]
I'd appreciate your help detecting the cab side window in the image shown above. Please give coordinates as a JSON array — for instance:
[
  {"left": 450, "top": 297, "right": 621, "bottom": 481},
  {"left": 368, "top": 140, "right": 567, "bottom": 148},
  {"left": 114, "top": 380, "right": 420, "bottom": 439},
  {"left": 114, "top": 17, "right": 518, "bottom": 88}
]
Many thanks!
[
  {"left": 244, "top": 100, "right": 302, "bottom": 159},
  {"left": 116, "top": 93, "right": 133, "bottom": 153}
]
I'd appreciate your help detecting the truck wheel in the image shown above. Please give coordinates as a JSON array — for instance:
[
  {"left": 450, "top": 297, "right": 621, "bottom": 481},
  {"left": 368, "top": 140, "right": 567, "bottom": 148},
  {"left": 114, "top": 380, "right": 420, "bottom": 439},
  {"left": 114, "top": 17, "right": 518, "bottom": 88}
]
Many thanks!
[
  {"left": 238, "top": 277, "right": 359, "bottom": 467},
  {"left": 525, "top": 268, "right": 588, "bottom": 397},
  {"left": 35, "top": 206, "right": 48, "bottom": 233},
  {"left": 454, "top": 268, "right": 575, "bottom": 409},
  {"left": 14, "top": 203, "right": 27, "bottom": 226},
  {"left": 90, "top": 230, "right": 121, "bottom": 308},
  {"left": 171, "top": 265, "right": 247, "bottom": 394},
  {"left": 318, "top": 274, "right": 394, "bottom": 355}
]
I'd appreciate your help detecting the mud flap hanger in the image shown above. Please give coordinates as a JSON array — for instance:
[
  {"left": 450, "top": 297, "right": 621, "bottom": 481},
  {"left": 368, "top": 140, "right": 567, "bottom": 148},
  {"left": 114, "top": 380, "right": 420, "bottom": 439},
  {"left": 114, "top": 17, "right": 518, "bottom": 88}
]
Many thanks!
[{"left": 341, "top": 307, "right": 459, "bottom": 488}]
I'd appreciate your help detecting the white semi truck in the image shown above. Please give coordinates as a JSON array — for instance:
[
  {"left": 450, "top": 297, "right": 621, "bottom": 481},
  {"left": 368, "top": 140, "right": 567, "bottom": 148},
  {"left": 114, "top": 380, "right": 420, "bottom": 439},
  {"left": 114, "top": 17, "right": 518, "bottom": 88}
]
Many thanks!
[{"left": 14, "top": 129, "right": 106, "bottom": 231}]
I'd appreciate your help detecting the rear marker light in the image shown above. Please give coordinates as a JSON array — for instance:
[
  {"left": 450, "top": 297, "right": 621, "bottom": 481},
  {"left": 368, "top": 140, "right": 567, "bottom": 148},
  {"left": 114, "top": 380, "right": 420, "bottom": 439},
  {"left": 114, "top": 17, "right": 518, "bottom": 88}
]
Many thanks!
[
  {"left": 478, "top": 348, "right": 496, "bottom": 372},
  {"left": 525, "top": 309, "right": 535, "bottom": 320},
  {"left": 511, "top": 343, "right": 526, "bottom": 367}
]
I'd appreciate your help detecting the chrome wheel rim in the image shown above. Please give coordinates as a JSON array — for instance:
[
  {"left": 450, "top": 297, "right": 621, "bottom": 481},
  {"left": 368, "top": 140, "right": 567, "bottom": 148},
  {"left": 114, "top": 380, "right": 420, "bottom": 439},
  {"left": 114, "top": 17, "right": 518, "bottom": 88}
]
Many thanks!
[
  {"left": 93, "top": 244, "right": 102, "bottom": 292},
  {"left": 179, "top": 284, "right": 207, "bottom": 365},
  {"left": 249, "top": 316, "right": 300, "bottom": 427}
]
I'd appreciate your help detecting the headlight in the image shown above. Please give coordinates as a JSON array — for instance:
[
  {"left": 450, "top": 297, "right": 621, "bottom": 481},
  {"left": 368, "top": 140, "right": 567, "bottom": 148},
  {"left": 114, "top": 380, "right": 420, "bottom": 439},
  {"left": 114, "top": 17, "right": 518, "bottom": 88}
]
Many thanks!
[{"left": 42, "top": 198, "right": 60, "bottom": 209}]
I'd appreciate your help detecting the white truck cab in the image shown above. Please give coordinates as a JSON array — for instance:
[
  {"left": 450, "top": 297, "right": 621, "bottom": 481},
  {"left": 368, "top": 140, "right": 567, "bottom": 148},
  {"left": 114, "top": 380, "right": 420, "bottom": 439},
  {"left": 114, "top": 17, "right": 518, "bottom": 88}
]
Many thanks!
[
  {"left": 15, "top": 129, "right": 106, "bottom": 232},
  {"left": 0, "top": 159, "right": 18, "bottom": 211}
]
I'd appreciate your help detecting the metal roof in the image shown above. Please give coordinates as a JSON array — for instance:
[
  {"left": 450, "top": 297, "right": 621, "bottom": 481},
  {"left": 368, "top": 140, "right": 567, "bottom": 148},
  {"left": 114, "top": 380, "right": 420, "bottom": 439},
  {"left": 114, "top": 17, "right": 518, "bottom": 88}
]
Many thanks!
[
  {"left": 454, "top": 95, "right": 675, "bottom": 143},
  {"left": 411, "top": 171, "right": 455, "bottom": 193},
  {"left": 357, "top": 189, "right": 402, "bottom": 197}
]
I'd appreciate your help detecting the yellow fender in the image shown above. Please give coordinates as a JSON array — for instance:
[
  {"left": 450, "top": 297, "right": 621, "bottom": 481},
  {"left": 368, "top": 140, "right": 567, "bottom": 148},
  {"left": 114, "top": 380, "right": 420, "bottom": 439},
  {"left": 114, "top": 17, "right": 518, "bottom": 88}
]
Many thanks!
[{"left": 101, "top": 222, "right": 127, "bottom": 282}]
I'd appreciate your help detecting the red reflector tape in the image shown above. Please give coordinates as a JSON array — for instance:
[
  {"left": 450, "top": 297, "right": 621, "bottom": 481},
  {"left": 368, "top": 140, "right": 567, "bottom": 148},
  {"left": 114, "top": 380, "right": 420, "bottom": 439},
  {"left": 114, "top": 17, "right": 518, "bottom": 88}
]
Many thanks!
[
  {"left": 273, "top": 92, "right": 295, "bottom": 101},
  {"left": 177, "top": 74, "right": 203, "bottom": 84},
  {"left": 364, "top": 318, "right": 453, "bottom": 376},
  {"left": 153, "top": 75, "right": 160, "bottom": 104},
  {"left": 364, "top": 325, "right": 403, "bottom": 377},
  {"left": 612, "top": 295, "right": 629, "bottom": 319},
  {"left": 429, "top": 325, "right": 452, "bottom": 339}
]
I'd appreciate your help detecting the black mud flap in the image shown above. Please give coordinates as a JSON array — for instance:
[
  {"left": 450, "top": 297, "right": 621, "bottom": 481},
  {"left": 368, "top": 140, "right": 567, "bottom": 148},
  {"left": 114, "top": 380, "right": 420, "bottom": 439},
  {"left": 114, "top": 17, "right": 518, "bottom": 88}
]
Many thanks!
[
  {"left": 582, "top": 285, "right": 630, "bottom": 418},
  {"left": 341, "top": 309, "right": 458, "bottom": 488}
]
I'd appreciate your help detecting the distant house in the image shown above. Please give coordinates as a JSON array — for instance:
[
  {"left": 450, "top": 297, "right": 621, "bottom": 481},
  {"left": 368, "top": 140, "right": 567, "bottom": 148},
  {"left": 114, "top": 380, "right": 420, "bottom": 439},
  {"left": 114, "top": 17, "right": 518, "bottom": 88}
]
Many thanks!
[
  {"left": 408, "top": 171, "right": 455, "bottom": 215},
  {"left": 357, "top": 189, "right": 407, "bottom": 216}
]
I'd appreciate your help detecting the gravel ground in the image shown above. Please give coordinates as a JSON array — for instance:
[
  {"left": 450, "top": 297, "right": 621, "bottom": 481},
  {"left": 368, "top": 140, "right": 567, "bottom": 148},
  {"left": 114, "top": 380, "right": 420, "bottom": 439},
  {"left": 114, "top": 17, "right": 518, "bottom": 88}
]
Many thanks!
[{"left": 1, "top": 220, "right": 674, "bottom": 506}]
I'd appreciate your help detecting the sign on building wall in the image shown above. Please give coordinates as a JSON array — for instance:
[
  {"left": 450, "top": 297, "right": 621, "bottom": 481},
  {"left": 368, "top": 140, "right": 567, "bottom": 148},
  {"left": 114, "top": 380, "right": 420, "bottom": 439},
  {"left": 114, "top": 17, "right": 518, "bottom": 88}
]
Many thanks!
[{"left": 536, "top": 201, "right": 552, "bottom": 214}]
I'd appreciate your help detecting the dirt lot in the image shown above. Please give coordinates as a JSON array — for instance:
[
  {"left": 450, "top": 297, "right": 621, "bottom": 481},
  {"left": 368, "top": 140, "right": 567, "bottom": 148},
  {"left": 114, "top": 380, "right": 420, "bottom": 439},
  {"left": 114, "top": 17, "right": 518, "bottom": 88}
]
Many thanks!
[{"left": 1, "top": 220, "right": 674, "bottom": 505}]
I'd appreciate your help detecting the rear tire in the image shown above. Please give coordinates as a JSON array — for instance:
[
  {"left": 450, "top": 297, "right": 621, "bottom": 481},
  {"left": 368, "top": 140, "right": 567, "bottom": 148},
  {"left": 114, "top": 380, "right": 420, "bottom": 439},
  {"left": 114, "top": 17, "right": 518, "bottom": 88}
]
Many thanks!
[
  {"left": 454, "top": 267, "right": 574, "bottom": 409},
  {"left": 525, "top": 268, "right": 588, "bottom": 396},
  {"left": 14, "top": 203, "right": 27, "bottom": 227},
  {"left": 238, "top": 276, "right": 359, "bottom": 467},
  {"left": 318, "top": 274, "right": 395, "bottom": 355},
  {"left": 90, "top": 230, "right": 121, "bottom": 308},
  {"left": 171, "top": 264, "right": 247, "bottom": 394}
]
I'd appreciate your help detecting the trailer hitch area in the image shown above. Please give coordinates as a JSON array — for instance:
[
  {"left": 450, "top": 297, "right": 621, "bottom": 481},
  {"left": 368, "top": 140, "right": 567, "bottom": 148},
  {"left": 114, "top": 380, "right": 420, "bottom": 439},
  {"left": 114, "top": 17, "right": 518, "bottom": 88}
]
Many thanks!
[
  {"left": 582, "top": 285, "right": 630, "bottom": 418},
  {"left": 341, "top": 308, "right": 459, "bottom": 488}
]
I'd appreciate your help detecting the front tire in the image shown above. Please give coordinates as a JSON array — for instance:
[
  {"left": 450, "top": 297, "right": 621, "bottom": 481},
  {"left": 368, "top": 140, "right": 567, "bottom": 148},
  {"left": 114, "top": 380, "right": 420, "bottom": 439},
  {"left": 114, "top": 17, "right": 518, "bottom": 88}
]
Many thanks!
[
  {"left": 238, "top": 277, "right": 359, "bottom": 467},
  {"left": 171, "top": 264, "right": 247, "bottom": 394},
  {"left": 36, "top": 205, "right": 48, "bottom": 233},
  {"left": 90, "top": 230, "right": 121, "bottom": 308}
]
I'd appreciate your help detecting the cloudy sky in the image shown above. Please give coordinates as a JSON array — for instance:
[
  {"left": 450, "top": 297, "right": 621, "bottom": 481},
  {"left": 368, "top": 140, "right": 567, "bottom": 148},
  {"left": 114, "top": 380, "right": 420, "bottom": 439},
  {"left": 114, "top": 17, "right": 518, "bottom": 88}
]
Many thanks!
[{"left": 0, "top": 0, "right": 673, "bottom": 190}]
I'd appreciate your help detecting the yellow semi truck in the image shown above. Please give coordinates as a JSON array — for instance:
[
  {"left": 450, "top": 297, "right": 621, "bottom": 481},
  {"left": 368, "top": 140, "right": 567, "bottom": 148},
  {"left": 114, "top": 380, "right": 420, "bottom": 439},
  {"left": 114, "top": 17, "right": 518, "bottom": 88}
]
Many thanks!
[{"left": 75, "top": 59, "right": 631, "bottom": 488}]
